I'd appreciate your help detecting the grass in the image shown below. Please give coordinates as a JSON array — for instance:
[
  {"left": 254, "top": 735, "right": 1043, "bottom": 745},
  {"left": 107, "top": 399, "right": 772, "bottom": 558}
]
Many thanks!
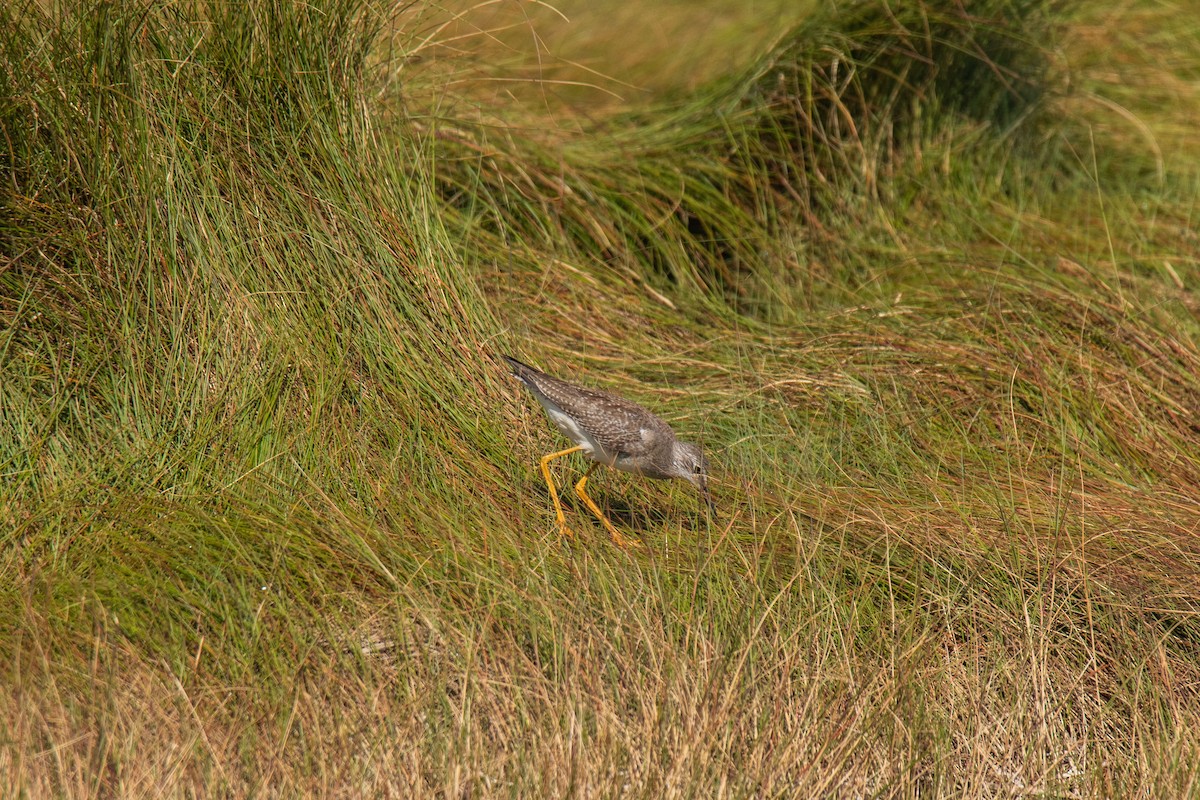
[{"left": 3, "top": 0, "right": 1200, "bottom": 796}]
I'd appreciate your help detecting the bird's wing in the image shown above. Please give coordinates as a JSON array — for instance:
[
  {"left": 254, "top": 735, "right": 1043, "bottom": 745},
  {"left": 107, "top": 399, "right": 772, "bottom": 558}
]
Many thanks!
[
  {"left": 504, "top": 355, "right": 674, "bottom": 457},
  {"left": 564, "top": 391, "right": 671, "bottom": 458}
]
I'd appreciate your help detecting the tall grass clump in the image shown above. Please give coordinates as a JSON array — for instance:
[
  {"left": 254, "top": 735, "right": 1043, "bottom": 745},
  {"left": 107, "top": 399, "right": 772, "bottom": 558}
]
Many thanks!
[
  {"left": 428, "top": 0, "right": 1057, "bottom": 314},
  {"left": 0, "top": 0, "right": 515, "bottom": 792}
]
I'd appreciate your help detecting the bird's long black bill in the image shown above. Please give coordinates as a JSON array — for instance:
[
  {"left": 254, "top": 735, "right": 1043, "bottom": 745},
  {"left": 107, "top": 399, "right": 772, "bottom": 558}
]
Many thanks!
[{"left": 699, "top": 481, "right": 715, "bottom": 519}]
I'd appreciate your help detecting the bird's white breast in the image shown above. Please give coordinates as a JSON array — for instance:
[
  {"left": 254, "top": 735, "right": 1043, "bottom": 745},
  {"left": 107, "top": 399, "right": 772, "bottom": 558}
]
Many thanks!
[{"left": 545, "top": 405, "right": 626, "bottom": 468}]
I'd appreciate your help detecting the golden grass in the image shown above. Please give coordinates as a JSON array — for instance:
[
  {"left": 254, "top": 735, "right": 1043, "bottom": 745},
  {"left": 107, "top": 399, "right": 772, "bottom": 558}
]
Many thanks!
[{"left": 4, "top": 0, "right": 1200, "bottom": 796}]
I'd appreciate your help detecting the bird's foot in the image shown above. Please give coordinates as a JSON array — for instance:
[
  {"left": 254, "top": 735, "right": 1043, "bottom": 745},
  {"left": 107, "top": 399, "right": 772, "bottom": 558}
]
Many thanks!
[{"left": 607, "top": 527, "right": 643, "bottom": 550}]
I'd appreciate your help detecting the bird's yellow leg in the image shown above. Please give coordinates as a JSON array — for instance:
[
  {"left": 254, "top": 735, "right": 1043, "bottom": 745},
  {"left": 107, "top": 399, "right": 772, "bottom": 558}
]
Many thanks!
[
  {"left": 540, "top": 445, "right": 585, "bottom": 539},
  {"left": 574, "top": 463, "right": 641, "bottom": 549}
]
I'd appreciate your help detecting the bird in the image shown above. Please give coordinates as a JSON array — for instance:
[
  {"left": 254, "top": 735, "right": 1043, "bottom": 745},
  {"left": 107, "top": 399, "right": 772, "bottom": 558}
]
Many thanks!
[{"left": 503, "top": 354, "right": 713, "bottom": 547}]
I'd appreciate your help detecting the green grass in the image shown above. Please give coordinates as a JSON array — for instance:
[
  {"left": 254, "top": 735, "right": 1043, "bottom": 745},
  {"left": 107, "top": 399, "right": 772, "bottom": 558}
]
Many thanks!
[{"left": 3, "top": 0, "right": 1200, "bottom": 796}]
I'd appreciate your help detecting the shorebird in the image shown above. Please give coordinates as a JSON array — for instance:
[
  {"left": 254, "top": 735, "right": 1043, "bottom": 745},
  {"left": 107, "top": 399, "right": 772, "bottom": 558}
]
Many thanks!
[{"left": 503, "top": 355, "right": 712, "bottom": 547}]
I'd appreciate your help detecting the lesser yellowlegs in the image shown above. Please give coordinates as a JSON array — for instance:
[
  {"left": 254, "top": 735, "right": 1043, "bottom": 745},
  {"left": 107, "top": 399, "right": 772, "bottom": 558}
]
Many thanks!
[{"left": 503, "top": 355, "right": 713, "bottom": 547}]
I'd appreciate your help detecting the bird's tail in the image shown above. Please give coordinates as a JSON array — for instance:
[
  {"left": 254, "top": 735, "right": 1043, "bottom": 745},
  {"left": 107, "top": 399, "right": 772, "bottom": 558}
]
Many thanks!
[{"left": 502, "top": 354, "right": 542, "bottom": 387}]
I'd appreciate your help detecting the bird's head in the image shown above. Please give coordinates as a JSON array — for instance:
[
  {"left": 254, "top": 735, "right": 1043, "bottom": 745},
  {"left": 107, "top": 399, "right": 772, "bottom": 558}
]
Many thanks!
[{"left": 673, "top": 441, "right": 714, "bottom": 517}]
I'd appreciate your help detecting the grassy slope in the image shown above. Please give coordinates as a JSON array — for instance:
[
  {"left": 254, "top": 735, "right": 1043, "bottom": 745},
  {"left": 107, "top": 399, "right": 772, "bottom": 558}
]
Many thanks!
[{"left": 2, "top": 0, "right": 1200, "bottom": 796}]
